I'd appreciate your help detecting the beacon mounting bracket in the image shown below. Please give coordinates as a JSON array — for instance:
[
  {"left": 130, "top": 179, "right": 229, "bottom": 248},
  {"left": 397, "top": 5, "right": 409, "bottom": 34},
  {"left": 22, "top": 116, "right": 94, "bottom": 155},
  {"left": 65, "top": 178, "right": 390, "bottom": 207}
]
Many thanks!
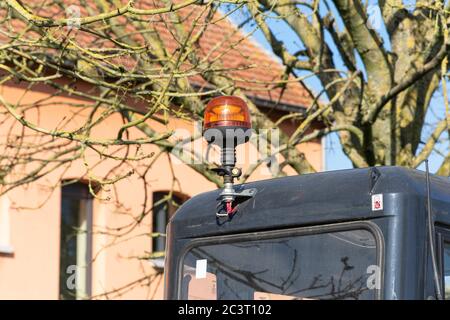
[{"left": 212, "top": 164, "right": 257, "bottom": 219}]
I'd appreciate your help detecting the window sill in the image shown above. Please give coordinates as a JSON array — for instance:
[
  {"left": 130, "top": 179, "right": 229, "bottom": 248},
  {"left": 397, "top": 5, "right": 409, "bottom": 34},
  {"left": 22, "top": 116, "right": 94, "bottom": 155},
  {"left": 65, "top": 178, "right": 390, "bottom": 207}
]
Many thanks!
[
  {"left": 0, "top": 244, "right": 14, "bottom": 256},
  {"left": 149, "top": 257, "right": 165, "bottom": 272}
]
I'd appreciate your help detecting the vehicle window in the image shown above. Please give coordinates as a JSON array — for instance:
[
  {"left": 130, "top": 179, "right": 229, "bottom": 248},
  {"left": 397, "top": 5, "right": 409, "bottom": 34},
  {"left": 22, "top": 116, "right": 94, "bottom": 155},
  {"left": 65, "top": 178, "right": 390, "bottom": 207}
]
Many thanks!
[
  {"left": 182, "top": 266, "right": 217, "bottom": 300},
  {"left": 444, "top": 242, "right": 450, "bottom": 299},
  {"left": 181, "top": 229, "right": 380, "bottom": 300}
]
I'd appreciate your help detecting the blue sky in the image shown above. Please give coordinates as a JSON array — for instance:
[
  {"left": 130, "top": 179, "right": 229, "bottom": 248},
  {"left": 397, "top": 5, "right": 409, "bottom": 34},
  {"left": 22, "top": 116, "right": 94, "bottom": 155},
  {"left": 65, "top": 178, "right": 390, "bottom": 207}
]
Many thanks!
[{"left": 223, "top": 1, "right": 449, "bottom": 173}]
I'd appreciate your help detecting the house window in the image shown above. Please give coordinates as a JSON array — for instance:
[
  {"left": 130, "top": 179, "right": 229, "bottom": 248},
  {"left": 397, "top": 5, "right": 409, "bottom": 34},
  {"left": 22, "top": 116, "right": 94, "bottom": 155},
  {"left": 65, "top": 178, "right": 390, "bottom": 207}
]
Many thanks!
[
  {"left": 59, "top": 182, "right": 93, "bottom": 300},
  {"left": 152, "top": 192, "right": 187, "bottom": 255},
  {"left": 0, "top": 196, "right": 13, "bottom": 255}
]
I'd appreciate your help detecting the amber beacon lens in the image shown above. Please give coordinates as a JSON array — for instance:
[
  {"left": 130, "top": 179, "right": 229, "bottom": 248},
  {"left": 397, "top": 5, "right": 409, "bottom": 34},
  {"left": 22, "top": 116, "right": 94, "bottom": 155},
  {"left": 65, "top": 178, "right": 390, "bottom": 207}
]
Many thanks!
[{"left": 203, "top": 96, "right": 251, "bottom": 130}]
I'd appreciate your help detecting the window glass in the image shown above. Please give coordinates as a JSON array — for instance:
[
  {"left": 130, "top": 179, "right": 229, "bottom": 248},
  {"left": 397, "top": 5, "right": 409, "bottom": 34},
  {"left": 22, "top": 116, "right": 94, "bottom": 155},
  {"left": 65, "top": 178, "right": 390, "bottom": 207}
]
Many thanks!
[
  {"left": 60, "top": 183, "right": 93, "bottom": 300},
  {"left": 444, "top": 242, "right": 450, "bottom": 299},
  {"left": 181, "top": 229, "right": 379, "bottom": 300},
  {"left": 182, "top": 266, "right": 217, "bottom": 300}
]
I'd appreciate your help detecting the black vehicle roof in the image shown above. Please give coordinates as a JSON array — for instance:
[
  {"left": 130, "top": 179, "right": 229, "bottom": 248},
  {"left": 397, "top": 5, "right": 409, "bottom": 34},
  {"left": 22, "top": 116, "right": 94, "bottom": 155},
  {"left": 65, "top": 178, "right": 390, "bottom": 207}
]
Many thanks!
[{"left": 170, "top": 166, "right": 450, "bottom": 239}]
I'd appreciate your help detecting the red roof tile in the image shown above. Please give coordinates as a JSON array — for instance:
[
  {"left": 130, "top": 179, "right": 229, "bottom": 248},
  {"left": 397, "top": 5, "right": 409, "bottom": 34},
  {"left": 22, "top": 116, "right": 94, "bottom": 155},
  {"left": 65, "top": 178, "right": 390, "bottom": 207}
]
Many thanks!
[{"left": 0, "top": 1, "right": 312, "bottom": 110}]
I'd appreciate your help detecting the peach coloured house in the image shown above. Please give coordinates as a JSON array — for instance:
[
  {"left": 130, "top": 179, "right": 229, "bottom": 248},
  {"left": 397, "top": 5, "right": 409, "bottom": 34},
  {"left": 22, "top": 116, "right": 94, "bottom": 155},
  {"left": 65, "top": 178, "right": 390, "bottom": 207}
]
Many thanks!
[{"left": 0, "top": 3, "right": 323, "bottom": 299}]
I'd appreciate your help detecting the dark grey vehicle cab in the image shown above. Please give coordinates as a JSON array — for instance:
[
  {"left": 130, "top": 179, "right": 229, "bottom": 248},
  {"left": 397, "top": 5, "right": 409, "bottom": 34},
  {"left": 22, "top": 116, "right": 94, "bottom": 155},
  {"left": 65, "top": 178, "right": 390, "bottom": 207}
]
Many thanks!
[{"left": 164, "top": 167, "right": 450, "bottom": 300}]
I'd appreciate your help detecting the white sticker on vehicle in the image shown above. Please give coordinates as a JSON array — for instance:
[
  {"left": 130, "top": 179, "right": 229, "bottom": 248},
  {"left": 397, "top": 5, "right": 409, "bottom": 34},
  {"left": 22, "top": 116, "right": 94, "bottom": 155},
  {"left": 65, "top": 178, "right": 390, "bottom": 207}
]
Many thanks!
[
  {"left": 372, "top": 194, "right": 383, "bottom": 211},
  {"left": 195, "top": 259, "right": 207, "bottom": 279}
]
